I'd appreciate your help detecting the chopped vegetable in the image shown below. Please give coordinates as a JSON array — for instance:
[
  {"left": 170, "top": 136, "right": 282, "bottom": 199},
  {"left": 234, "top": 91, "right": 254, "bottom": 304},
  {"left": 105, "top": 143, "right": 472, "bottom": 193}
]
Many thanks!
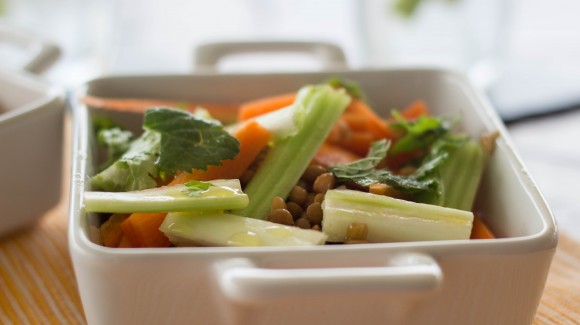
[
  {"left": 389, "top": 111, "right": 450, "bottom": 156},
  {"left": 160, "top": 212, "right": 328, "bottom": 247},
  {"left": 120, "top": 212, "right": 171, "bottom": 248},
  {"left": 84, "top": 179, "right": 248, "bottom": 213},
  {"left": 414, "top": 134, "right": 487, "bottom": 211},
  {"left": 143, "top": 107, "right": 239, "bottom": 174},
  {"left": 91, "top": 130, "right": 161, "bottom": 192},
  {"left": 312, "top": 142, "right": 362, "bottom": 168},
  {"left": 330, "top": 140, "right": 441, "bottom": 197},
  {"left": 471, "top": 215, "right": 496, "bottom": 239},
  {"left": 234, "top": 84, "right": 351, "bottom": 220},
  {"left": 99, "top": 213, "right": 129, "bottom": 247},
  {"left": 238, "top": 92, "right": 296, "bottom": 121},
  {"left": 91, "top": 107, "right": 240, "bottom": 192},
  {"left": 321, "top": 189, "right": 474, "bottom": 243},
  {"left": 171, "top": 120, "right": 272, "bottom": 183},
  {"left": 96, "top": 127, "right": 133, "bottom": 171}
]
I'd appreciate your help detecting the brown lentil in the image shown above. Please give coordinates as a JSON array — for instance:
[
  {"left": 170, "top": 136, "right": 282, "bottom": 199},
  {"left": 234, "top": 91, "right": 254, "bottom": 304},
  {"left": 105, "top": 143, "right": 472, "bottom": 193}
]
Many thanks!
[
  {"left": 314, "top": 193, "right": 325, "bottom": 203},
  {"left": 369, "top": 183, "right": 388, "bottom": 195},
  {"left": 312, "top": 225, "right": 321, "bottom": 231},
  {"left": 295, "top": 217, "right": 311, "bottom": 229},
  {"left": 268, "top": 209, "right": 294, "bottom": 226},
  {"left": 302, "top": 165, "right": 327, "bottom": 183},
  {"left": 305, "top": 202, "right": 323, "bottom": 225},
  {"left": 285, "top": 201, "right": 303, "bottom": 220},
  {"left": 288, "top": 185, "right": 308, "bottom": 206},
  {"left": 398, "top": 166, "right": 416, "bottom": 176},
  {"left": 304, "top": 192, "right": 316, "bottom": 208},
  {"left": 346, "top": 222, "right": 368, "bottom": 241},
  {"left": 313, "top": 172, "right": 335, "bottom": 193},
  {"left": 270, "top": 196, "right": 287, "bottom": 212}
]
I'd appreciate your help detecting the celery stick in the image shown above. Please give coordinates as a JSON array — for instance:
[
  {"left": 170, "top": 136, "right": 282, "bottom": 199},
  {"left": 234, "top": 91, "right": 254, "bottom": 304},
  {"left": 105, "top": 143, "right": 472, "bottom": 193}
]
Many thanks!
[
  {"left": 234, "top": 85, "right": 350, "bottom": 220},
  {"left": 160, "top": 212, "right": 328, "bottom": 247},
  {"left": 321, "top": 189, "right": 474, "bottom": 243},
  {"left": 84, "top": 179, "right": 248, "bottom": 213},
  {"left": 226, "top": 104, "right": 300, "bottom": 141},
  {"left": 439, "top": 140, "right": 486, "bottom": 211}
]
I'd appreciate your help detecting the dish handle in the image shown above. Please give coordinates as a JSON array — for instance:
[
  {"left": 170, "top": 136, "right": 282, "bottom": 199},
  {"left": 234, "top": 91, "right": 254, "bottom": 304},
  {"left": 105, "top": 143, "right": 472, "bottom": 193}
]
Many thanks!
[
  {"left": 193, "top": 41, "right": 348, "bottom": 73},
  {"left": 213, "top": 253, "right": 442, "bottom": 304},
  {"left": 0, "top": 23, "right": 61, "bottom": 74}
]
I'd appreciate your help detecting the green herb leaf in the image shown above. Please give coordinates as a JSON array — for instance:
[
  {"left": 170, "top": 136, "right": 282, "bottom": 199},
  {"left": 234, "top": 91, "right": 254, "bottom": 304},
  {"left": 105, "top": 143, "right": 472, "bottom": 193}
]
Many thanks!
[
  {"left": 182, "top": 180, "right": 213, "bottom": 197},
  {"left": 330, "top": 139, "right": 442, "bottom": 196},
  {"left": 326, "top": 77, "right": 365, "bottom": 100},
  {"left": 97, "top": 127, "right": 133, "bottom": 170},
  {"left": 389, "top": 111, "right": 450, "bottom": 155},
  {"left": 91, "top": 130, "right": 161, "bottom": 192},
  {"left": 143, "top": 107, "right": 240, "bottom": 173}
]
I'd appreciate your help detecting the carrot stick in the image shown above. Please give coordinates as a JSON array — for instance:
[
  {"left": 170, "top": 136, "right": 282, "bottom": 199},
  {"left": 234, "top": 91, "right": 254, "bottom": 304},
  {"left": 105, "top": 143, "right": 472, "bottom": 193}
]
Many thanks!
[
  {"left": 117, "top": 235, "right": 133, "bottom": 248},
  {"left": 399, "top": 100, "right": 430, "bottom": 120},
  {"left": 99, "top": 213, "right": 129, "bottom": 248},
  {"left": 312, "top": 142, "right": 362, "bottom": 168},
  {"left": 341, "top": 112, "right": 370, "bottom": 132},
  {"left": 120, "top": 213, "right": 171, "bottom": 248},
  {"left": 339, "top": 131, "right": 375, "bottom": 157},
  {"left": 238, "top": 93, "right": 296, "bottom": 121},
  {"left": 169, "top": 120, "right": 272, "bottom": 184},
  {"left": 346, "top": 99, "right": 393, "bottom": 140},
  {"left": 81, "top": 95, "right": 238, "bottom": 124},
  {"left": 470, "top": 215, "right": 496, "bottom": 239}
]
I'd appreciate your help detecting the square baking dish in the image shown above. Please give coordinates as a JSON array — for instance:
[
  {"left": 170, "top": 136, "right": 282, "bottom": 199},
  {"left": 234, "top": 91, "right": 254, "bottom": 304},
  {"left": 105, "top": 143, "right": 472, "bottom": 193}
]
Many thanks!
[
  {"left": 0, "top": 68, "right": 65, "bottom": 237},
  {"left": 69, "top": 68, "right": 557, "bottom": 325}
]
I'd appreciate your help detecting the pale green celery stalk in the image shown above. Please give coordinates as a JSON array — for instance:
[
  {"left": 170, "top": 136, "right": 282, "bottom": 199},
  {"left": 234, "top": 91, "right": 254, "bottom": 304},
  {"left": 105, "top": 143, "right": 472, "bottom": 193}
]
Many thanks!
[
  {"left": 234, "top": 85, "right": 350, "bottom": 220},
  {"left": 225, "top": 103, "right": 301, "bottom": 141},
  {"left": 321, "top": 189, "right": 474, "bottom": 243},
  {"left": 439, "top": 140, "right": 486, "bottom": 211},
  {"left": 160, "top": 212, "right": 327, "bottom": 247},
  {"left": 84, "top": 179, "right": 248, "bottom": 213}
]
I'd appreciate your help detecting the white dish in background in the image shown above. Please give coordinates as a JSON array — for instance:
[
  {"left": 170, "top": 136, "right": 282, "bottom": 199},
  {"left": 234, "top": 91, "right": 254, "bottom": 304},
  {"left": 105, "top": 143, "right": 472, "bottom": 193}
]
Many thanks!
[
  {"left": 0, "top": 68, "right": 65, "bottom": 237},
  {"left": 0, "top": 25, "right": 65, "bottom": 237},
  {"left": 69, "top": 67, "right": 557, "bottom": 325}
]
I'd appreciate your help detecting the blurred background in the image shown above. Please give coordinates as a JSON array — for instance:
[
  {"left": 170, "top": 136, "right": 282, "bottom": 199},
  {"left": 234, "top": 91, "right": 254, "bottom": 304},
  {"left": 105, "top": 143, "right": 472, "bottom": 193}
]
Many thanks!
[{"left": 1, "top": 0, "right": 580, "bottom": 236}]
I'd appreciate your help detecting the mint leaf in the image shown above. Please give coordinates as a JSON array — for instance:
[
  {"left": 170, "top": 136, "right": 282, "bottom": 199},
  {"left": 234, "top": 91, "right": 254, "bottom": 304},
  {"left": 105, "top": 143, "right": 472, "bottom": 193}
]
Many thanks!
[
  {"left": 330, "top": 139, "right": 442, "bottom": 196},
  {"left": 143, "top": 107, "right": 240, "bottom": 173},
  {"left": 389, "top": 111, "right": 450, "bottom": 155}
]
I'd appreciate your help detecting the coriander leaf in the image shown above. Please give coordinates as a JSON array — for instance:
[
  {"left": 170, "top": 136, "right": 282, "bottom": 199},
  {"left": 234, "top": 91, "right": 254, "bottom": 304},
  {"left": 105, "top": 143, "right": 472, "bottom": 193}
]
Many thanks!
[
  {"left": 143, "top": 107, "right": 240, "bottom": 173},
  {"left": 91, "top": 130, "right": 161, "bottom": 192},
  {"left": 182, "top": 180, "right": 213, "bottom": 197},
  {"left": 330, "top": 139, "right": 389, "bottom": 179},
  {"left": 389, "top": 111, "right": 450, "bottom": 155},
  {"left": 97, "top": 127, "right": 133, "bottom": 170}
]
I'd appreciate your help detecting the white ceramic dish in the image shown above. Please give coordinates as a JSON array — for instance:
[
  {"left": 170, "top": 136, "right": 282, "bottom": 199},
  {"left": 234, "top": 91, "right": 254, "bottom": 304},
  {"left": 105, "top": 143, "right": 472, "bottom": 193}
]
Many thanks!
[
  {"left": 69, "top": 68, "right": 557, "bottom": 325},
  {"left": 0, "top": 25, "right": 64, "bottom": 237}
]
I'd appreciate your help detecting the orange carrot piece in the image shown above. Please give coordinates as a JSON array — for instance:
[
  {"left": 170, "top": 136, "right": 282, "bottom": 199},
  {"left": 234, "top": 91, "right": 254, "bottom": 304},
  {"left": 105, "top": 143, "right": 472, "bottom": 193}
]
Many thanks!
[
  {"left": 81, "top": 95, "right": 238, "bottom": 124},
  {"left": 341, "top": 112, "right": 370, "bottom": 132},
  {"left": 312, "top": 143, "right": 362, "bottom": 168},
  {"left": 100, "top": 213, "right": 129, "bottom": 248},
  {"left": 470, "top": 216, "right": 496, "bottom": 239},
  {"left": 399, "top": 100, "right": 430, "bottom": 120},
  {"left": 117, "top": 235, "right": 133, "bottom": 248},
  {"left": 346, "top": 99, "right": 393, "bottom": 140},
  {"left": 238, "top": 93, "right": 296, "bottom": 121},
  {"left": 169, "top": 120, "right": 272, "bottom": 184},
  {"left": 120, "top": 213, "right": 171, "bottom": 248},
  {"left": 338, "top": 131, "right": 375, "bottom": 157}
]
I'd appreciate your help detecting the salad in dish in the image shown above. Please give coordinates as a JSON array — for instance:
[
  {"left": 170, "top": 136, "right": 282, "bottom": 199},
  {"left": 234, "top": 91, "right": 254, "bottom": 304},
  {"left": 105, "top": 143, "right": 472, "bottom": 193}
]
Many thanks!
[{"left": 84, "top": 78, "right": 498, "bottom": 248}]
